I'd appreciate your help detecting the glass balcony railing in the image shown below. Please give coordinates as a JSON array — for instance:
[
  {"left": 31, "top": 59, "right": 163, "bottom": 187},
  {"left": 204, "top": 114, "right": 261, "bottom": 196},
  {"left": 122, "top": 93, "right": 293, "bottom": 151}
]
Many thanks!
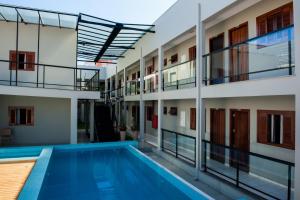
[
  {"left": 161, "top": 129, "right": 196, "bottom": 166},
  {"left": 162, "top": 60, "right": 196, "bottom": 91},
  {"left": 203, "top": 25, "right": 295, "bottom": 85},
  {"left": 126, "top": 80, "right": 140, "bottom": 96},
  {"left": 144, "top": 71, "right": 158, "bottom": 93},
  {"left": 203, "top": 140, "right": 294, "bottom": 200}
]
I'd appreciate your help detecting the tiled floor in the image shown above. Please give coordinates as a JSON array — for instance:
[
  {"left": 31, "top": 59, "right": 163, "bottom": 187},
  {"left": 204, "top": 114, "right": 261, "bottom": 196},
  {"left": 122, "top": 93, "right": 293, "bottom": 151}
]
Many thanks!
[
  {"left": 206, "top": 159, "right": 294, "bottom": 200},
  {"left": 139, "top": 144, "right": 258, "bottom": 200},
  {"left": 0, "top": 160, "right": 35, "bottom": 200}
]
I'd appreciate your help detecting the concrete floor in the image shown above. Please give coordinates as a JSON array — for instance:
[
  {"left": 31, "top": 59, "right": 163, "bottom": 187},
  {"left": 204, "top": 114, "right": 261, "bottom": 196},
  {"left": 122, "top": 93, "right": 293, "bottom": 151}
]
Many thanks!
[{"left": 139, "top": 143, "right": 260, "bottom": 200}]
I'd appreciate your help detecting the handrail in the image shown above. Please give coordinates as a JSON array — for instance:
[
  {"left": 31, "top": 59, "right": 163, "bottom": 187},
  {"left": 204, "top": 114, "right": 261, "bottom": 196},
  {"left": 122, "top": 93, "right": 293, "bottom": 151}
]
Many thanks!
[
  {"left": 202, "top": 25, "right": 294, "bottom": 57},
  {"left": 202, "top": 140, "right": 294, "bottom": 166},
  {"left": 203, "top": 139, "right": 294, "bottom": 200},
  {"left": 0, "top": 59, "right": 99, "bottom": 71},
  {"left": 0, "top": 59, "right": 100, "bottom": 91},
  {"left": 162, "top": 59, "right": 196, "bottom": 71},
  {"left": 161, "top": 128, "right": 196, "bottom": 166},
  {"left": 203, "top": 66, "right": 295, "bottom": 84}
]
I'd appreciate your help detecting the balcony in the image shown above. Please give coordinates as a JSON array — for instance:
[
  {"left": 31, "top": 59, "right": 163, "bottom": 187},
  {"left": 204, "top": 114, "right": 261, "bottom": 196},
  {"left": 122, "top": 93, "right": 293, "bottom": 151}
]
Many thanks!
[
  {"left": 203, "top": 140, "right": 294, "bottom": 200},
  {"left": 203, "top": 26, "right": 295, "bottom": 86},
  {"left": 161, "top": 129, "right": 196, "bottom": 166},
  {"left": 0, "top": 59, "right": 100, "bottom": 91},
  {"left": 162, "top": 60, "right": 196, "bottom": 91},
  {"left": 144, "top": 71, "right": 158, "bottom": 93},
  {"left": 126, "top": 80, "right": 140, "bottom": 96}
]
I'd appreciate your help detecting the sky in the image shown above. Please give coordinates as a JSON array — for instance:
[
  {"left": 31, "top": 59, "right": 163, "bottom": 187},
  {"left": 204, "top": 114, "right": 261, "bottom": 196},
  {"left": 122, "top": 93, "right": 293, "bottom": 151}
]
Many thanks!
[{"left": 0, "top": 0, "right": 177, "bottom": 24}]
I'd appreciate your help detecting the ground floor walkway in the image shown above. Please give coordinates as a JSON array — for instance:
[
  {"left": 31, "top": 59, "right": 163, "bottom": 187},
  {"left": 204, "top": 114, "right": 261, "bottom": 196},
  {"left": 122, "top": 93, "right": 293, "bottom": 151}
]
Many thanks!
[{"left": 139, "top": 143, "right": 260, "bottom": 200}]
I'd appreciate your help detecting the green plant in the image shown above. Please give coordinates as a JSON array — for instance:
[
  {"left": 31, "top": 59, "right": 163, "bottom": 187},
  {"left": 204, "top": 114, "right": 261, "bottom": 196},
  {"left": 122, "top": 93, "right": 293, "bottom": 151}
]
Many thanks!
[{"left": 125, "top": 134, "right": 133, "bottom": 141}]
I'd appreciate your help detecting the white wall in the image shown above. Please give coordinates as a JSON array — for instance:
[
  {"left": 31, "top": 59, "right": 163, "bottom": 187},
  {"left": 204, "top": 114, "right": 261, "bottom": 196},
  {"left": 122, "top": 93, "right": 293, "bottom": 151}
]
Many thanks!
[
  {"left": 162, "top": 99, "right": 196, "bottom": 137},
  {"left": 0, "top": 21, "right": 77, "bottom": 90},
  {"left": 0, "top": 95, "right": 70, "bottom": 145},
  {"left": 204, "top": 96, "right": 295, "bottom": 162}
]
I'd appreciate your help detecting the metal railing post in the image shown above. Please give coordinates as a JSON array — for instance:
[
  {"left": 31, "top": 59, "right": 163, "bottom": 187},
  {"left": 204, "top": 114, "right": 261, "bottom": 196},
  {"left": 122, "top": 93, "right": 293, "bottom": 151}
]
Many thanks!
[
  {"left": 288, "top": 40, "right": 292, "bottom": 75},
  {"left": 288, "top": 165, "right": 292, "bottom": 200},
  {"left": 175, "top": 132, "right": 178, "bottom": 158},
  {"left": 236, "top": 150, "right": 240, "bottom": 187},
  {"left": 161, "top": 129, "right": 164, "bottom": 150},
  {"left": 43, "top": 65, "right": 45, "bottom": 88},
  {"left": 176, "top": 80, "right": 179, "bottom": 90},
  {"left": 204, "top": 141, "right": 207, "bottom": 172}
]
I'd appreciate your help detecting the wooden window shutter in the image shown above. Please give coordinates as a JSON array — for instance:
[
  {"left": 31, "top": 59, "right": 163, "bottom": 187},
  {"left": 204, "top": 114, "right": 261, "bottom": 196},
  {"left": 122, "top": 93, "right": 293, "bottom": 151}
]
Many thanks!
[
  {"left": 9, "top": 107, "right": 16, "bottom": 125},
  {"left": 283, "top": 111, "right": 295, "bottom": 149},
  {"left": 9, "top": 51, "right": 17, "bottom": 70},
  {"left": 257, "top": 18, "right": 267, "bottom": 36},
  {"left": 190, "top": 108, "right": 196, "bottom": 130},
  {"left": 171, "top": 54, "right": 178, "bottom": 64},
  {"left": 26, "top": 108, "right": 34, "bottom": 125},
  {"left": 164, "top": 58, "right": 167, "bottom": 66},
  {"left": 26, "top": 52, "right": 35, "bottom": 71},
  {"left": 282, "top": 4, "right": 293, "bottom": 27},
  {"left": 189, "top": 46, "right": 196, "bottom": 61},
  {"left": 257, "top": 110, "right": 268, "bottom": 144}
]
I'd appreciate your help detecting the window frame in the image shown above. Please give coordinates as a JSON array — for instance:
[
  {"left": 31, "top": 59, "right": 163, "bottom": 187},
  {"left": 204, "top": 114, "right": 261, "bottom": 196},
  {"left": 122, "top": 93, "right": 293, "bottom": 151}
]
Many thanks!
[
  {"left": 257, "top": 110, "right": 295, "bottom": 149},
  {"left": 9, "top": 51, "right": 36, "bottom": 71},
  {"left": 8, "top": 106, "right": 34, "bottom": 126}
]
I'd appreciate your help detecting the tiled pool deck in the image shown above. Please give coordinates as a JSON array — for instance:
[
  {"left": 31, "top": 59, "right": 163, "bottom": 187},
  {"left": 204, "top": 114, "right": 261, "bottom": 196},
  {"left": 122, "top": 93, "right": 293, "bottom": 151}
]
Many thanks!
[{"left": 0, "top": 160, "right": 35, "bottom": 200}]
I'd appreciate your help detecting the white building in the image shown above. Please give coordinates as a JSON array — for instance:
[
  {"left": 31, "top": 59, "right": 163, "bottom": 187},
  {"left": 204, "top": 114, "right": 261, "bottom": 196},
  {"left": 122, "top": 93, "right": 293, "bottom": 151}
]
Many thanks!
[{"left": 106, "top": 0, "right": 300, "bottom": 199}]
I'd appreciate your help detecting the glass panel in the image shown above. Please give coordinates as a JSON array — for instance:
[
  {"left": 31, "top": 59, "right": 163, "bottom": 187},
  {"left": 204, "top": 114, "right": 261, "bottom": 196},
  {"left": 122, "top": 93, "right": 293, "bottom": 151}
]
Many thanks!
[
  {"left": 59, "top": 14, "right": 77, "bottom": 28},
  {"left": 0, "top": 7, "right": 17, "bottom": 21},
  {"left": 177, "top": 134, "right": 195, "bottom": 163},
  {"left": 17, "top": 9, "right": 39, "bottom": 24},
  {"left": 162, "top": 60, "right": 196, "bottom": 91},
  {"left": 40, "top": 12, "right": 59, "bottom": 27},
  {"left": 202, "top": 141, "right": 295, "bottom": 200},
  {"left": 162, "top": 130, "right": 176, "bottom": 154},
  {"left": 203, "top": 26, "right": 295, "bottom": 85}
]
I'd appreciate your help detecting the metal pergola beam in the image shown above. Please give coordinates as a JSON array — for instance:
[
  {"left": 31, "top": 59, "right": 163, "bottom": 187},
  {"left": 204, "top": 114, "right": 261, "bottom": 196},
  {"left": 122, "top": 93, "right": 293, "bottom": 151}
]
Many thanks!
[
  {"left": 94, "top": 23, "right": 123, "bottom": 62},
  {"left": 0, "top": 11, "right": 7, "bottom": 22}
]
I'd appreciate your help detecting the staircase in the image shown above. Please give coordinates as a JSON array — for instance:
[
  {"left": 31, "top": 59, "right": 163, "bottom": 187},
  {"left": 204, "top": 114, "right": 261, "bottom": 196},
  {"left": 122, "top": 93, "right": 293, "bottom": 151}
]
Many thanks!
[{"left": 94, "top": 102, "right": 119, "bottom": 142}]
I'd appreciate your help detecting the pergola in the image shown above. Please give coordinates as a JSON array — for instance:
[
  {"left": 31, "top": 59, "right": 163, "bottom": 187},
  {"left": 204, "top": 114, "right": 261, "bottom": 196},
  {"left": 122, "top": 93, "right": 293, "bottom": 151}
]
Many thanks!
[{"left": 0, "top": 3, "right": 155, "bottom": 65}]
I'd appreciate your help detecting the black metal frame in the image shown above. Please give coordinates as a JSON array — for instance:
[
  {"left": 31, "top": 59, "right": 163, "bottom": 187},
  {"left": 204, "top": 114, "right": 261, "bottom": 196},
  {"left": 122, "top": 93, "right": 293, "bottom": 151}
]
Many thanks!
[
  {"left": 203, "top": 25, "right": 295, "bottom": 85},
  {"left": 162, "top": 59, "right": 196, "bottom": 91},
  {"left": 0, "top": 3, "right": 155, "bottom": 70},
  {"left": 202, "top": 140, "right": 294, "bottom": 200},
  {"left": 126, "top": 80, "right": 140, "bottom": 96},
  {"left": 76, "top": 13, "right": 155, "bottom": 62},
  {"left": 161, "top": 129, "right": 196, "bottom": 166},
  {"left": 0, "top": 59, "right": 100, "bottom": 91}
]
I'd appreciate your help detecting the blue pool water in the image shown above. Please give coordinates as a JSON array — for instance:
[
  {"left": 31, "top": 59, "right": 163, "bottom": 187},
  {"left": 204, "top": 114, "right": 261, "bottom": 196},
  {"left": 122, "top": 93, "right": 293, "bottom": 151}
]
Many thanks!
[{"left": 38, "top": 147, "right": 204, "bottom": 200}]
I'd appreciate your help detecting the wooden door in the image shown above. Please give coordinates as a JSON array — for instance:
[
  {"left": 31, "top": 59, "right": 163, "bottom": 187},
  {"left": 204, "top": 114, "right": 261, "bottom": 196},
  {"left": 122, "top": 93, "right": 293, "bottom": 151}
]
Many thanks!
[
  {"left": 230, "top": 109, "right": 250, "bottom": 172},
  {"left": 229, "top": 23, "right": 249, "bottom": 82},
  {"left": 210, "top": 109, "right": 225, "bottom": 163},
  {"left": 209, "top": 34, "right": 224, "bottom": 84}
]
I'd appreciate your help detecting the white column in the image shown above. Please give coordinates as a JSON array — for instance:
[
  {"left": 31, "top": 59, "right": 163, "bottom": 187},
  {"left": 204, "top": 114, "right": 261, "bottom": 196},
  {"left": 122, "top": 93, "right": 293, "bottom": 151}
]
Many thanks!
[
  {"left": 157, "top": 99, "right": 163, "bottom": 149},
  {"left": 139, "top": 48, "right": 145, "bottom": 142},
  {"left": 104, "top": 79, "right": 108, "bottom": 102},
  {"left": 157, "top": 46, "right": 164, "bottom": 149},
  {"left": 123, "top": 69, "right": 127, "bottom": 96},
  {"left": 89, "top": 100, "right": 95, "bottom": 142},
  {"left": 196, "top": 3, "right": 205, "bottom": 177},
  {"left": 293, "top": 1, "right": 300, "bottom": 198},
  {"left": 70, "top": 98, "right": 78, "bottom": 144}
]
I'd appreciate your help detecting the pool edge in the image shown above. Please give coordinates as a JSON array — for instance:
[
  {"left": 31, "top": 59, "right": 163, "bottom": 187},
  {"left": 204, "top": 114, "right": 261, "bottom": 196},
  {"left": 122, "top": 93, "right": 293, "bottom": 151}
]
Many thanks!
[{"left": 127, "top": 145, "right": 214, "bottom": 200}]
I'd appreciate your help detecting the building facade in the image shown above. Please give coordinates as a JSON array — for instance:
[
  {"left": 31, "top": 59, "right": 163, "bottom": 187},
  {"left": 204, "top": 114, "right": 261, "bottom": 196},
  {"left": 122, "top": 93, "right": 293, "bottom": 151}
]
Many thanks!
[{"left": 106, "top": 0, "right": 300, "bottom": 199}]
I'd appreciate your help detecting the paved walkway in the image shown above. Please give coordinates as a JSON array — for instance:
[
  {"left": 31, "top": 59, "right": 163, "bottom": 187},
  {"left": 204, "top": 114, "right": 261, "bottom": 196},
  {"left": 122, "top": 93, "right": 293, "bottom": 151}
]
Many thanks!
[{"left": 140, "top": 144, "right": 259, "bottom": 200}]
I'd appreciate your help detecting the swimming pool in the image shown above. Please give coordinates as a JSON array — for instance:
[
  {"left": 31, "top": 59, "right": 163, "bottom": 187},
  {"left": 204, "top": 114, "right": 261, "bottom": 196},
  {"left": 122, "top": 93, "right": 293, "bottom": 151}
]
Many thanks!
[{"left": 2, "top": 142, "right": 212, "bottom": 200}]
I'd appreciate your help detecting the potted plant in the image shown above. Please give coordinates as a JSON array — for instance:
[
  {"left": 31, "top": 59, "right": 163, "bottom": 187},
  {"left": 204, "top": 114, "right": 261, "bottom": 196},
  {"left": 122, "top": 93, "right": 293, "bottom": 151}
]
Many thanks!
[
  {"left": 131, "top": 118, "right": 139, "bottom": 140},
  {"left": 119, "top": 124, "right": 127, "bottom": 141}
]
